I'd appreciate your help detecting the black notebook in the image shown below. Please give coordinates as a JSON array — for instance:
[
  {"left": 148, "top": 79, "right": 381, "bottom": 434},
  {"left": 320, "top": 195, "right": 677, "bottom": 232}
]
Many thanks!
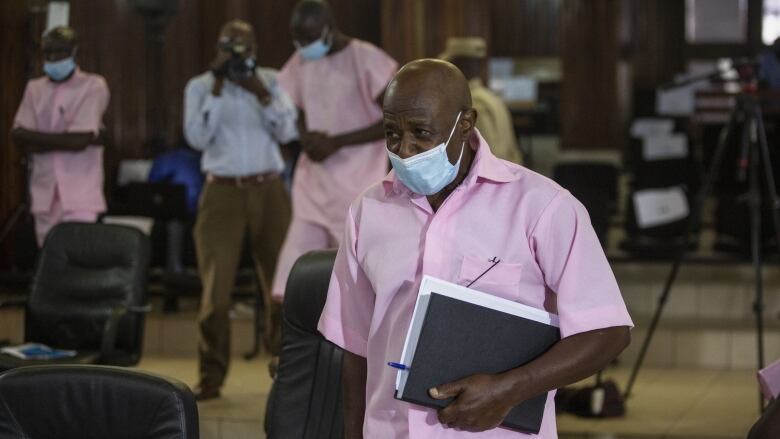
[{"left": 393, "top": 276, "right": 561, "bottom": 434}]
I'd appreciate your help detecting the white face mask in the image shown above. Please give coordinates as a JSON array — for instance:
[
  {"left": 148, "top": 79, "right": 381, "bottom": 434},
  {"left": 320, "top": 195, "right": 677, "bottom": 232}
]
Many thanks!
[{"left": 386, "top": 112, "right": 464, "bottom": 195}]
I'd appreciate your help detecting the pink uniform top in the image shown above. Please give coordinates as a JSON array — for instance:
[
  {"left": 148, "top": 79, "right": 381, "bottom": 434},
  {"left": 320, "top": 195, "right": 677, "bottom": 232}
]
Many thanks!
[
  {"left": 318, "top": 130, "right": 634, "bottom": 438},
  {"left": 278, "top": 39, "right": 398, "bottom": 232},
  {"left": 13, "top": 69, "right": 109, "bottom": 214}
]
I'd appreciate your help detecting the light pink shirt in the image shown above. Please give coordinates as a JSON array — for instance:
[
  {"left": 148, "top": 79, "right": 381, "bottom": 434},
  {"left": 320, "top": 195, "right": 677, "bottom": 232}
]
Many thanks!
[
  {"left": 13, "top": 69, "right": 109, "bottom": 214},
  {"left": 759, "top": 358, "right": 780, "bottom": 400},
  {"left": 278, "top": 39, "right": 398, "bottom": 232},
  {"left": 318, "top": 130, "right": 633, "bottom": 438}
]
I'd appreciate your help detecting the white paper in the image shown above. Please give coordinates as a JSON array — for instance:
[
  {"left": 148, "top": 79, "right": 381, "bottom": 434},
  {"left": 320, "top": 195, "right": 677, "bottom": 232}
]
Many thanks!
[
  {"left": 630, "top": 118, "right": 674, "bottom": 138},
  {"left": 117, "top": 160, "right": 153, "bottom": 186},
  {"left": 499, "top": 76, "right": 538, "bottom": 102},
  {"left": 395, "top": 275, "right": 559, "bottom": 394},
  {"left": 46, "top": 2, "right": 70, "bottom": 30},
  {"left": 488, "top": 57, "right": 514, "bottom": 80},
  {"left": 642, "top": 134, "right": 689, "bottom": 161},
  {"left": 102, "top": 216, "right": 154, "bottom": 235},
  {"left": 633, "top": 187, "right": 690, "bottom": 228},
  {"left": 657, "top": 86, "right": 695, "bottom": 116}
]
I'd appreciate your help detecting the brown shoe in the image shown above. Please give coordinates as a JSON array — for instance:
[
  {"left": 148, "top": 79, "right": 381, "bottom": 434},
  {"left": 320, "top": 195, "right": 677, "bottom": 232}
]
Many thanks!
[{"left": 193, "top": 382, "right": 221, "bottom": 401}]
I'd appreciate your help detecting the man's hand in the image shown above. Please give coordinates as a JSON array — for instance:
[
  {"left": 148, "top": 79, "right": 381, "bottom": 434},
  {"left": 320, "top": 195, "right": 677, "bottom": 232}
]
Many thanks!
[
  {"left": 430, "top": 373, "right": 517, "bottom": 432},
  {"left": 209, "top": 52, "right": 231, "bottom": 96},
  {"left": 301, "top": 131, "right": 339, "bottom": 162},
  {"left": 234, "top": 75, "right": 271, "bottom": 102}
]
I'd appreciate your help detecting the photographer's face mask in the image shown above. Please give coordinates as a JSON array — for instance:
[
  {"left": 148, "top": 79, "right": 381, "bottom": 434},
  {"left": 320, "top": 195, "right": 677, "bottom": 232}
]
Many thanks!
[
  {"left": 387, "top": 111, "right": 464, "bottom": 196},
  {"left": 294, "top": 26, "right": 332, "bottom": 61}
]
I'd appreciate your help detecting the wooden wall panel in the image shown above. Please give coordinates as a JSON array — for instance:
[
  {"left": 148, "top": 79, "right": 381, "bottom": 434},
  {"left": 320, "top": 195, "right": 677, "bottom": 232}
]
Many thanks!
[
  {"left": 0, "top": 0, "right": 31, "bottom": 266},
  {"left": 422, "top": 0, "right": 490, "bottom": 58},
  {"left": 381, "top": 0, "right": 491, "bottom": 65},
  {"left": 560, "top": 0, "right": 623, "bottom": 150},
  {"left": 381, "top": 0, "right": 426, "bottom": 64},
  {"left": 490, "top": 0, "right": 561, "bottom": 57},
  {"left": 630, "top": 0, "right": 686, "bottom": 90}
]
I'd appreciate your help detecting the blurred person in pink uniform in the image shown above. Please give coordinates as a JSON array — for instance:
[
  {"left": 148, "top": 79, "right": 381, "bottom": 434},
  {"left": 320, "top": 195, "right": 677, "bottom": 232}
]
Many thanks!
[
  {"left": 271, "top": 0, "right": 398, "bottom": 302},
  {"left": 12, "top": 26, "right": 109, "bottom": 246}
]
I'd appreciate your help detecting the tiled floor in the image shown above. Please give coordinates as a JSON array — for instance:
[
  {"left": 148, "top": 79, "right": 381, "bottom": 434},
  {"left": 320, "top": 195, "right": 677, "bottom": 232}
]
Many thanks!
[
  {"left": 134, "top": 356, "right": 762, "bottom": 439},
  {"left": 134, "top": 355, "right": 273, "bottom": 439}
]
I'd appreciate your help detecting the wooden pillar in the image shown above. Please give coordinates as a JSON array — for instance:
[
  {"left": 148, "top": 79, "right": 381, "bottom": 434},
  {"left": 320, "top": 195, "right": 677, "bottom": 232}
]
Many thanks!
[
  {"left": 381, "top": 0, "right": 491, "bottom": 65},
  {"left": 0, "top": 0, "right": 34, "bottom": 266},
  {"left": 630, "top": 0, "right": 685, "bottom": 91},
  {"left": 560, "top": 0, "right": 626, "bottom": 150},
  {"left": 381, "top": 0, "right": 426, "bottom": 64}
]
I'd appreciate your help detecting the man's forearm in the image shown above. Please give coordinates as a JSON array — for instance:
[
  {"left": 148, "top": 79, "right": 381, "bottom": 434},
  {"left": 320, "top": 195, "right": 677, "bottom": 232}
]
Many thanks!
[
  {"left": 342, "top": 350, "right": 368, "bottom": 439},
  {"left": 501, "top": 326, "right": 631, "bottom": 405},
  {"left": 12, "top": 127, "right": 97, "bottom": 153},
  {"left": 331, "top": 120, "right": 384, "bottom": 149}
]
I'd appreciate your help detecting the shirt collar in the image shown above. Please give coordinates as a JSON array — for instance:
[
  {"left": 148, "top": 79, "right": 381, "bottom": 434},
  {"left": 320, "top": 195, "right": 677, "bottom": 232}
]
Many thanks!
[{"left": 381, "top": 128, "right": 522, "bottom": 197}]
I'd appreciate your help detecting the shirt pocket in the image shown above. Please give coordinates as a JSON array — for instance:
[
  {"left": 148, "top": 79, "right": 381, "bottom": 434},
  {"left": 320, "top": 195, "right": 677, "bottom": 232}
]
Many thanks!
[{"left": 457, "top": 255, "right": 523, "bottom": 301}]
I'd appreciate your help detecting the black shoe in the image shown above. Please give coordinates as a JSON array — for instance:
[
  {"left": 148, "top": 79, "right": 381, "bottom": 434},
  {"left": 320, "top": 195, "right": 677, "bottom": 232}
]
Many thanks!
[{"left": 193, "top": 382, "right": 221, "bottom": 401}]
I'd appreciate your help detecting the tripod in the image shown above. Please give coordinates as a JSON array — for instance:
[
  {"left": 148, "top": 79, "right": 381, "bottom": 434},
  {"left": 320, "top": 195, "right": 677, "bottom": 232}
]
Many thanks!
[{"left": 624, "top": 93, "right": 780, "bottom": 412}]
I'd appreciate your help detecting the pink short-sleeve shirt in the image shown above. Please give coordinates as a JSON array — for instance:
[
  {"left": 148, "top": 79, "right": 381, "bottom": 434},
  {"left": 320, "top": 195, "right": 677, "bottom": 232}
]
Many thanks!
[
  {"left": 13, "top": 69, "right": 109, "bottom": 214},
  {"left": 278, "top": 39, "right": 398, "bottom": 232},
  {"left": 318, "top": 130, "right": 633, "bottom": 438}
]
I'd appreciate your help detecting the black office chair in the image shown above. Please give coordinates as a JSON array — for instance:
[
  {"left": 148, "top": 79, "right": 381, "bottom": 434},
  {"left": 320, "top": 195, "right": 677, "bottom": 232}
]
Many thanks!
[
  {"left": 0, "top": 364, "right": 198, "bottom": 439},
  {"left": 0, "top": 222, "right": 151, "bottom": 371},
  {"left": 553, "top": 162, "right": 619, "bottom": 248},
  {"left": 265, "top": 249, "right": 343, "bottom": 439}
]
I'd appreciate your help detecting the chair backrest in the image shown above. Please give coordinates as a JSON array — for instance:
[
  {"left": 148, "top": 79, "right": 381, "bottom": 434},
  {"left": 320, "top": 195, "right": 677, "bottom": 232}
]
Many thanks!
[
  {"left": 553, "top": 162, "right": 619, "bottom": 247},
  {"left": 265, "top": 249, "right": 343, "bottom": 439},
  {"left": 0, "top": 365, "right": 198, "bottom": 439},
  {"left": 26, "top": 222, "right": 150, "bottom": 364}
]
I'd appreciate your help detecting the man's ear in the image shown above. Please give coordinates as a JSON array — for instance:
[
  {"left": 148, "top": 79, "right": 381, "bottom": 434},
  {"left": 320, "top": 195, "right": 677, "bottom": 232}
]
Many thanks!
[{"left": 461, "top": 108, "right": 477, "bottom": 134}]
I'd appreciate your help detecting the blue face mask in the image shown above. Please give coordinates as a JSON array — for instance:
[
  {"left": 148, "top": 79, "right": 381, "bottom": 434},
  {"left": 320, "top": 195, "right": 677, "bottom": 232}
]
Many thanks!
[
  {"left": 295, "top": 27, "right": 332, "bottom": 61},
  {"left": 43, "top": 57, "right": 76, "bottom": 82},
  {"left": 387, "top": 112, "right": 464, "bottom": 196}
]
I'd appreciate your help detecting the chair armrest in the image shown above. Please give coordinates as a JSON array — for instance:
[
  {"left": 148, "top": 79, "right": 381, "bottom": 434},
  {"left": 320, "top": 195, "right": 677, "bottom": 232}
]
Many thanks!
[
  {"left": 0, "top": 297, "right": 27, "bottom": 309},
  {"left": 99, "top": 304, "right": 152, "bottom": 357}
]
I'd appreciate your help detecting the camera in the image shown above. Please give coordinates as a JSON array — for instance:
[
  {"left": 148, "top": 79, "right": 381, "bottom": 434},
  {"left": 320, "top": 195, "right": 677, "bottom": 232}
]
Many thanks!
[{"left": 214, "top": 40, "right": 256, "bottom": 80}]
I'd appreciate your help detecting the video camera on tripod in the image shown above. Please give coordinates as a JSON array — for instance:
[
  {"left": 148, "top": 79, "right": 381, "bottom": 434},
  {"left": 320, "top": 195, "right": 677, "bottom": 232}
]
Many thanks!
[
  {"left": 626, "top": 53, "right": 780, "bottom": 413},
  {"left": 213, "top": 38, "right": 257, "bottom": 81}
]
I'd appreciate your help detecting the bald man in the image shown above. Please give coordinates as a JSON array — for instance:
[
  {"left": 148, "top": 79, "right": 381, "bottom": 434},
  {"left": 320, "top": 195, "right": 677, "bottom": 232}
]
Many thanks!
[
  {"left": 12, "top": 26, "right": 109, "bottom": 246},
  {"left": 318, "top": 59, "right": 633, "bottom": 438},
  {"left": 271, "top": 0, "right": 398, "bottom": 302},
  {"left": 184, "top": 19, "right": 298, "bottom": 400}
]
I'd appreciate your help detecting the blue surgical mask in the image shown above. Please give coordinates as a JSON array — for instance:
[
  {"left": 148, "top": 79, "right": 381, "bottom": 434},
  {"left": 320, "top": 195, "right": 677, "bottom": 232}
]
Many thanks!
[
  {"left": 295, "top": 27, "right": 332, "bottom": 61},
  {"left": 43, "top": 57, "right": 76, "bottom": 82},
  {"left": 387, "top": 112, "right": 464, "bottom": 196}
]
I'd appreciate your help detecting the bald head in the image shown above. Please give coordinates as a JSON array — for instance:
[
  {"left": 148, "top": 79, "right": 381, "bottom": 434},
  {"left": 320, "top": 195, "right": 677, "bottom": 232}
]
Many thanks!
[
  {"left": 291, "top": 0, "right": 335, "bottom": 46},
  {"left": 386, "top": 59, "right": 472, "bottom": 113},
  {"left": 384, "top": 59, "right": 477, "bottom": 165}
]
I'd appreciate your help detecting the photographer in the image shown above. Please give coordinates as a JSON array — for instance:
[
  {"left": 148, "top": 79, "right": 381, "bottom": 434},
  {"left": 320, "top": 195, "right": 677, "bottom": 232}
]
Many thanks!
[{"left": 183, "top": 19, "right": 297, "bottom": 401}]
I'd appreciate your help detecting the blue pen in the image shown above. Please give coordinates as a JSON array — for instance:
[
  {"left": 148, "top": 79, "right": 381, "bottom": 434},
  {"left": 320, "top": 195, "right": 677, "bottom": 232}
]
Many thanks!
[{"left": 387, "top": 362, "right": 410, "bottom": 371}]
